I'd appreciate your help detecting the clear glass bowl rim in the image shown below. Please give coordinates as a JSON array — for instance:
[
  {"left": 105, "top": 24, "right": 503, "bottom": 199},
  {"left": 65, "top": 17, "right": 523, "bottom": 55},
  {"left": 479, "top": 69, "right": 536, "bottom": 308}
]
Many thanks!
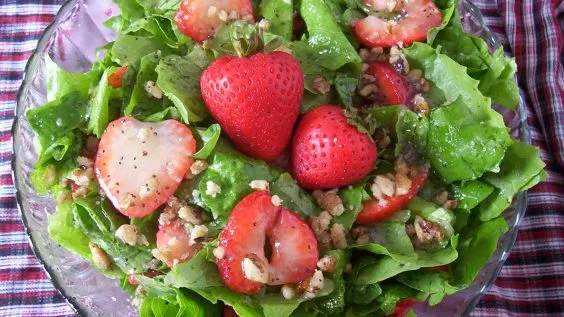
[{"left": 11, "top": 1, "right": 530, "bottom": 316}]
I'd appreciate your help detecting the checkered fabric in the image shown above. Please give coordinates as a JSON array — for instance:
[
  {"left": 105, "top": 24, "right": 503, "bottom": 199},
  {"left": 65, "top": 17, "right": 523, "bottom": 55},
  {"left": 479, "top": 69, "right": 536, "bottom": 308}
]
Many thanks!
[{"left": 0, "top": 0, "right": 562, "bottom": 316}]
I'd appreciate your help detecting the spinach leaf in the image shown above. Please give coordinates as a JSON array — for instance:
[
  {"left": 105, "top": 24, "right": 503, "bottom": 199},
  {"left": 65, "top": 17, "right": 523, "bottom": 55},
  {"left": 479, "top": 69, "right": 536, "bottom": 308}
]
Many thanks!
[{"left": 111, "top": 34, "right": 175, "bottom": 65}]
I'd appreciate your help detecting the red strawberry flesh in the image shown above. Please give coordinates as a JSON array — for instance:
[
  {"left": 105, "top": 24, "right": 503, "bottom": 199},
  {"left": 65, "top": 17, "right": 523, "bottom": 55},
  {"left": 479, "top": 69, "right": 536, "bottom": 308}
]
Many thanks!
[
  {"left": 216, "top": 191, "right": 318, "bottom": 294},
  {"left": 175, "top": 0, "right": 254, "bottom": 43},
  {"left": 200, "top": 52, "right": 304, "bottom": 162},
  {"left": 95, "top": 117, "right": 196, "bottom": 218},
  {"left": 291, "top": 105, "right": 378, "bottom": 189}
]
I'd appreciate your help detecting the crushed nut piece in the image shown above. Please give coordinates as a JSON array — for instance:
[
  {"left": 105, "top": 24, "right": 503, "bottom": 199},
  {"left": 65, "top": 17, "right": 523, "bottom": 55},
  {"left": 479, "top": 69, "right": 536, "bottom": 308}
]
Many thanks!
[
  {"left": 271, "top": 195, "right": 283, "bottom": 207},
  {"left": 190, "top": 160, "right": 207, "bottom": 176},
  {"left": 144, "top": 81, "right": 163, "bottom": 99},
  {"left": 139, "top": 177, "right": 158, "bottom": 200},
  {"left": 281, "top": 284, "right": 296, "bottom": 299},
  {"left": 330, "top": 224, "right": 348, "bottom": 249},
  {"left": 213, "top": 247, "right": 225, "bottom": 260},
  {"left": 435, "top": 190, "right": 449, "bottom": 205},
  {"left": 374, "top": 175, "right": 396, "bottom": 197},
  {"left": 313, "top": 190, "right": 345, "bottom": 216},
  {"left": 242, "top": 254, "right": 269, "bottom": 283},
  {"left": 178, "top": 205, "right": 206, "bottom": 225},
  {"left": 118, "top": 193, "right": 134, "bottom": 209},
  {"left": 115, "top": 224, "right": 138, "bottom": 246},
  {"left": 205, "top": 181, "right": 221, "bottom": 198},
  {"left": 190, "top": 225, "right": 209, "bottom": 245},
  {"left": 312, "top": 76, "right": 331, "bottom": 95},
  {"left": 89, "top": 242, "right": 111, "bottom": 271},
  {"left": 249, "top": 180, "right": 269, "bottom": 191},
  {"left": 395, "top": 173, "right": 412, "bottom": 195},
  {"left": 317, "top": 255, "right": 337, "bottom": 272}
]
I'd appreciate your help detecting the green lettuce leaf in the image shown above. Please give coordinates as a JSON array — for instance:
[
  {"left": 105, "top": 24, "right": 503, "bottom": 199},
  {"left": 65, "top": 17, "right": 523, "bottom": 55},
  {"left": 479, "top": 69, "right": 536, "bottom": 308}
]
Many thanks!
[
  {"left": 111, "top": 34, "right": 175, "bottom": 65},
  {"left": 270, "top": 173, "right": 320, "bottom": 218},
  {"left": 260, "top": 0, "right": 293, "bottom": 40},
  {"left": 72, "top": 197, "right": 153, "bottom": 272},
  {"left": 197, "top": 147, "right": 280, "bottom": 218},
  {"left": 125, "top": 52, "right": 166, "bottom": 118},
  {"left": 448, "top": 179, "right": 494, "bottom": 210},
  {"left": 331, "top": 182, "right": 369, "bottom": 230},
  {"left": 193, "top": 124, "right": 222, "bottom": 160},
  {"left": 45, "top": 55, "right": 102, "bottom": 102},
  {"left": 395, "top": 270, "right": 461, "bottom": 305},
  {"left": 156, "top": 54, "right": 209, "bottom": 123},
  {"left": 432, "top": 9, "right": 519, "bottom": 109},
  {"left": 404, "top": 43, "right": 512, "bottom": 183},
  {"left": 451, "top": 216, "right": 508, "bottom": 285},
  {"left": 476, "top": 141, "right": 546, "bottom": 221},
  {"left": 88, "top": 67, "right": 119, "bottom": 137}
]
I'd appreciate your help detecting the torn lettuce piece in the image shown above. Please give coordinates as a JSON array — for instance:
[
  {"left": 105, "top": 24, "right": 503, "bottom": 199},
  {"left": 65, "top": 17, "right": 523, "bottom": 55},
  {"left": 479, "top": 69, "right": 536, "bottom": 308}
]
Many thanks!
[
  {"left": 451, "top": 216, "right": 508, "bottom": 285},
  {"left": 88, "top": 67, "right": 119, "bottom": 138},
  {"left": 125, "top": 52, "right": 166, "bottom": 118},
  {"left": 45, "top": 55, "right": 102, "bottom": 102},
  {"left": 270, "top": 173, "right": 320, "bottom": 218},
  {"left": 476, "top": 141, "right": 546, "bottom": 221},
  {"left": 332, "top": 182, "right": 370, "bottom": 230},
  {"left": 432, "top": 9, "right": 519, "bottom": 109},
  {"left": 111, "top": 34, "right": 175, "bottom": 65},
  {"left": 193, "top": 124, "right": 222, "bottom": 160},
  {"left": 196, "top": 147, "right": 280, "bottom": 218},
  {"left": 72, "top": 197, "right": 153, "bottom": 273},
  {"left": 449, "top": 179, "right": 494, "bottom": 210},
  {"left": 260, "top": 0, "right": 293, "bottom": 40},
  {"left": 395, "top": 270, "right": 461, "bottom": 305},
  {"left": 350, "top": 236, "right": 458, "bottom": 285},
  {"left": 156, "top": 54, "right": 209, "bottom": 123}
]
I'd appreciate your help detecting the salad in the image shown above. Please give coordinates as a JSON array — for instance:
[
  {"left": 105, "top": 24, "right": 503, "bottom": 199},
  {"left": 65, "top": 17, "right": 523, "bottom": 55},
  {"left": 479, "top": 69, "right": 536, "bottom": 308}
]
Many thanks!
[{"left": 26, "top": 0, "right": 546, "bottom": 316}]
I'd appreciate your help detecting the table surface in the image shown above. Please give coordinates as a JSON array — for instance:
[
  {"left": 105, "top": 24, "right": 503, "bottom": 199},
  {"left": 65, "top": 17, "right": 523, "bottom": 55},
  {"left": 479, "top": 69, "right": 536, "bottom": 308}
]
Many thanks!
[{"left": 0, "top": 0, "right": 563, "bottom": 316}]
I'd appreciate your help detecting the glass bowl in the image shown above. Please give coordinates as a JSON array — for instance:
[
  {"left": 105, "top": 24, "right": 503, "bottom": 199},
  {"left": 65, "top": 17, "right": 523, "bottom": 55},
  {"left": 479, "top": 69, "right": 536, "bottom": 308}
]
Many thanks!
[{"left": 12, "top": 1, "right": 529, "bottom": 316}]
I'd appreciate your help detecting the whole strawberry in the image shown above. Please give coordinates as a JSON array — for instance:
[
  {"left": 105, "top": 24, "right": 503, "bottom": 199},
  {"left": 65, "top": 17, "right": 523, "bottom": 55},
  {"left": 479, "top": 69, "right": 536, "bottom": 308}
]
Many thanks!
[
  {"left": 200, "top": 52, "right": 304, "bottom": 161},
  {"left": 291, "top": 105, "right": 378, "bottom": 189}
]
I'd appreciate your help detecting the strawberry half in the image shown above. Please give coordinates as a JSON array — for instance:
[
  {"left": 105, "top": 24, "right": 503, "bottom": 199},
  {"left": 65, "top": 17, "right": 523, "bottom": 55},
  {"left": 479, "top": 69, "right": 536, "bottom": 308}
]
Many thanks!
[
  {"left": 369, "top": 62, "right": 414, "bottom": 105},
  {"left": 201, "top": 52, "right": 303, "bottom": 161},
  {"left": 156, "top": 219, "right": 201, "bottom": 267},
  {"left": 175, "top": 0, "right": 254, "bottom": 43},
  {"left": 291, "top": 105, "right": 378, "bottom": 189},
  {"left": 95, "top": 117, "right": 196, "bottom": 218},
  {"left": 353, "top": 0, "right": 442, "bottom": 48},
  {"left": 216, "top": 191, "right": 318, "bottom": 294}
]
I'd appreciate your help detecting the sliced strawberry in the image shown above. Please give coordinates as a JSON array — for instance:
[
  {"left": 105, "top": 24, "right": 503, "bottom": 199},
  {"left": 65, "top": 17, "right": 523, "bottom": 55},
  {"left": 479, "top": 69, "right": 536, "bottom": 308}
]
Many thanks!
[
  {"left": 174, "top": 0, "right": 255, "bottom": 43},
  {"left": 224, "top": 306, "right": 238, "bottom": 317},
  {"left": 108, "top": 64, "right": 128, "bottom": 88},
  {"left": 156, "top": 220, "right": 201, "bottom": 268},
  {"left": 353, "top": 0, "right": 442, "bottom": 48},
  {"left": 127, "top": 271, "right": 161, "bottom": 286},
  {"left": 216, "top": 191, "right": 318, "bottom": 294},
  {"left": 393, "top": 299, "right": 419, "bottom": 317},
  {"left": 95, "top": 117, "right": 196, "bottom": 218},
  {"left": 369, "top": 62, "right": 414, "bottom": 105},
  {"left": 355, "top": 170, "right": 428, "bottom": 224}
]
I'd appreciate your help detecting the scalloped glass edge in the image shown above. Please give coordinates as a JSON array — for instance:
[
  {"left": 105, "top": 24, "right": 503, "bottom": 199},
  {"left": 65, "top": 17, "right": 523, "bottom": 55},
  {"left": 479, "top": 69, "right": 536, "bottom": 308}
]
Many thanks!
[{"left": 12, "top": 1, "right": 530, "bottom": 316}]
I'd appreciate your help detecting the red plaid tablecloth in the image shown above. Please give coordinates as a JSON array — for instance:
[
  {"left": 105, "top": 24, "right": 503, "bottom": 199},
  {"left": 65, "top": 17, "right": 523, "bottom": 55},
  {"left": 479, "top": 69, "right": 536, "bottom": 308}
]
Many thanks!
[{"left": 0, "top": 0, "right": 562, "bottom": 316}]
